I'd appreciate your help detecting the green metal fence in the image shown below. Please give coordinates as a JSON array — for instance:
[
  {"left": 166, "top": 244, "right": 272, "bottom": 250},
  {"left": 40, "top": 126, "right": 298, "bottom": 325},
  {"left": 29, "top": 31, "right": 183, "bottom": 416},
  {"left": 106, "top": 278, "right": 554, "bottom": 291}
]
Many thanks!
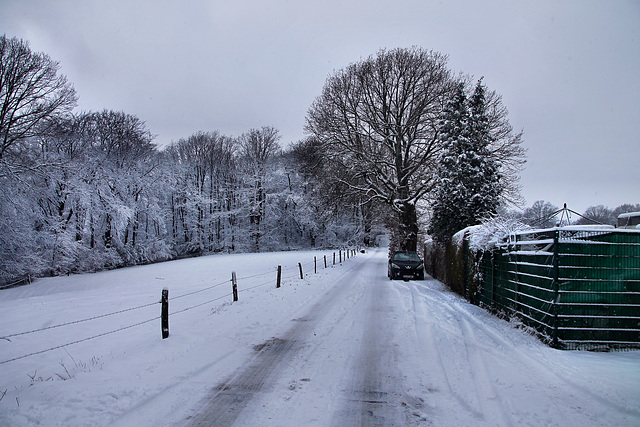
[{"left": 479, "top": 227, "right": 640, "bottom": 350}]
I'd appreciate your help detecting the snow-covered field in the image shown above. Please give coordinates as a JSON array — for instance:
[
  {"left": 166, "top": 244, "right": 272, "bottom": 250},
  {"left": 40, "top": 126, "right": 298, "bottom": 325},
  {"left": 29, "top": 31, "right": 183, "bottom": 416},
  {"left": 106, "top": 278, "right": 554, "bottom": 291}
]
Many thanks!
[{"left": 1, "top": 249, "right": 638, "bottom": 426}]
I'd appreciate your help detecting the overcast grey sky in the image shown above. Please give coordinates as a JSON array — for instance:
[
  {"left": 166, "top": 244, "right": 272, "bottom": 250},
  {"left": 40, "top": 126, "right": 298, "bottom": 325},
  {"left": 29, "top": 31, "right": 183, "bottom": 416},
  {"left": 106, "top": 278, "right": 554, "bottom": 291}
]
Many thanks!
[{"left": 2, "top": 0, "right": 638, "bottom": 214}]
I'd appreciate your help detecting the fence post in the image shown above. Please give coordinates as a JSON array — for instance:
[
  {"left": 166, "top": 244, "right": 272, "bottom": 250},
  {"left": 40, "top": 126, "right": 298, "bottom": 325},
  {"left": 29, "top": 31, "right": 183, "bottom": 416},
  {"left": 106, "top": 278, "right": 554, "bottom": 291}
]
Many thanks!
[
  {"left": 339, "top": 250, "right": 342, "bottom": 263},
  {"left": 232, "top": 271, "right": 238, "bottom": 302},
  {"left": 314, "top": 256, "right": 317, "bottom": 274},
  {"left": 552, "top": 229, "right": 560, "bottom": 348},
  {"left": 298, "top": 262, "right": 304, "bottom": 279},
  {"left": 324, "top": 255, "right": 327, "bottom": 268},
  {"left": 463, "top": 233, "right": 469, "bottom": 301},
  {"left": 511, "top": 235, "right": 521, "bottom": 311},
  {"left": 491, "top": 251, "right": 496, "bottom": 308},
  {"left": 276, "top": 265, "right": 282, "bottom": 288},
  {"left": 161, "top": 288, "right": 169, "bottom": 339},
  {"left": 333, "top": 252, "right": 336, "bottom": 265}
]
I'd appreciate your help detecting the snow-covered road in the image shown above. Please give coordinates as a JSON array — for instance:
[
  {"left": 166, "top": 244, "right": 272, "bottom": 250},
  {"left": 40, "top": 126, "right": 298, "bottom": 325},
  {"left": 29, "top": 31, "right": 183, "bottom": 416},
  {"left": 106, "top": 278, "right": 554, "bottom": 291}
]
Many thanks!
[
  {"left": 185, "top": 250, "right": 640, "bottom": 426},
  {"left": 1, "top": 249, "right": 638, "bottom": 426},
  {"left": 187, "top": 253, "right": 409, "bottom": 425}
]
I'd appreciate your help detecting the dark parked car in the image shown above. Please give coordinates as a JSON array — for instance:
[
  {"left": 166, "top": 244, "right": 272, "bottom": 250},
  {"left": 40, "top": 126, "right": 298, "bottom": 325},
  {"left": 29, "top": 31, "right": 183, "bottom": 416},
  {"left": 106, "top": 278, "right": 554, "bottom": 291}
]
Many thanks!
[{"left": 388, "top": 251, "right": 424, "bottom": 280}]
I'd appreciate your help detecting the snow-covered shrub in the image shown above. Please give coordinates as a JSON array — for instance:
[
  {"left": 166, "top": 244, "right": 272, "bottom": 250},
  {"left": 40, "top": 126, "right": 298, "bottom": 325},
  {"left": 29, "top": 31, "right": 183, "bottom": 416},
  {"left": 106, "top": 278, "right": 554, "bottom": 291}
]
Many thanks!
[{"left": 463, "top": 216, "right": 531, "bottom": 251}]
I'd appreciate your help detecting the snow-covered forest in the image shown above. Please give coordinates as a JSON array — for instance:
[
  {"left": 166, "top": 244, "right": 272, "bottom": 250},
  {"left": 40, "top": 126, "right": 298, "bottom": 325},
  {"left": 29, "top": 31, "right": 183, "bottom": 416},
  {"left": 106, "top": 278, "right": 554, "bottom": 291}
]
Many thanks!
[
  {"left": 0, "top": 110, "right": 371, "bottom": 284},
  {"left": 0, "top": 35, "right": 391, "bottom": 286}
]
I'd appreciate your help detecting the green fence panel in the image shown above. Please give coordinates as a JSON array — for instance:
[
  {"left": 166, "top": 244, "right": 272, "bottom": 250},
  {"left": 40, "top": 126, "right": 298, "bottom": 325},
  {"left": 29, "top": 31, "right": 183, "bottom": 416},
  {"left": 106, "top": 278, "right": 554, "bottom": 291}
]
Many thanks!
[
  {"left": 557, "top": 303, "right": 639, "bottom": 318},
  {"left": 478, "top": 229, "right": 640, "bottom": 350}
]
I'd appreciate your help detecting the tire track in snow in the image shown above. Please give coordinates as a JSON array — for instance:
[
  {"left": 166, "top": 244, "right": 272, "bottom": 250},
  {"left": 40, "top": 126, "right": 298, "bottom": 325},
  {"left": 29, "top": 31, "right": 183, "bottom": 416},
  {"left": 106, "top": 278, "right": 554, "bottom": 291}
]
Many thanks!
[
  {"left": 186, "top": 259, "right": 370, "bottom": 426},
  {"left": 337, "top": 277, "right": 404, "bottom": 426},
  {"left": 413, "top": 279, "right": 640, "bottom": 424},
  {"left": 235, "top": 250, "right": 431, "bottom": 426},
  {"left": 412, "top": 282, "right": 528, "bottom": 424},
  {"left": 407, "top": 280, "right": 484, "bottom": 420},
  {"left": 447, "top": 298, "right": 640, "bottom": 420},
  {"left": 456, "top": 315, "right": 514, "bottom": 427}
]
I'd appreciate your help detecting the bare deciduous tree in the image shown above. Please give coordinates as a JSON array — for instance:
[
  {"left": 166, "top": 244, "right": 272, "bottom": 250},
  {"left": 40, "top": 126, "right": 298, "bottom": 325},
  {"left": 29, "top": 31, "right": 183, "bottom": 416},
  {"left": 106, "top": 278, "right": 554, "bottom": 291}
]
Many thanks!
[
  {"left": 238, "top": 126, "right": 281, "bottom": 251},
  {"left": 0, "top": 35, "right": 76, "bottom": 162},
  {"left": 576, "top": 205, "right": 615, "bottom": 225},
  {"left": 483, "top": 94, "right": 526, "bottom": 206},
  {"left": 306, "top": 47, "right": 453, "bottom": 251},
  {"left": 167, "top": 131, "right": 236, "bottom": 252},
  {"left": 521, "top": 200, "right": 560, "bottom": 228}
]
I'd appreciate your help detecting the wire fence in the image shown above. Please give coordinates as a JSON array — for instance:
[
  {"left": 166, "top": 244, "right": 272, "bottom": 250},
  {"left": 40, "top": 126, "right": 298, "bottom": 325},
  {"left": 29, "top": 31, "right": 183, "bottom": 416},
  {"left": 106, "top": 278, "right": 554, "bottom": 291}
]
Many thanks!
[
  {"left": 0, "top": 249, "right": 359, "bottom": 365},
  {"left": 0, "top": 275, "right": 33, "bottom": 291},
  {"left": 1, "top": 301, "right": 160, "bottom": 340}
]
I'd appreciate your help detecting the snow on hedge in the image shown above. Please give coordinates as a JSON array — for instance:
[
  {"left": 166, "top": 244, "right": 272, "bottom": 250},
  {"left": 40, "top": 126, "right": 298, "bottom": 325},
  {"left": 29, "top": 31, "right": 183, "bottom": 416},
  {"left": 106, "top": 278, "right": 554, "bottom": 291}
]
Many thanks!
[{"left": 451, "top": 216, "right": 531, "bottom": 251}]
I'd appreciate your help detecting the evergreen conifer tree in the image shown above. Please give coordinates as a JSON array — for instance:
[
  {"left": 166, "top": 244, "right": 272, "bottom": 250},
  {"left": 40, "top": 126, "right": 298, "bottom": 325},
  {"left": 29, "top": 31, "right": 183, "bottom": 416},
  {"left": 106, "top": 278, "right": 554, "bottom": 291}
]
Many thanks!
[
  {"left": 468, "top": 78, "right": 501, "bottom": 223},
  {"left": 428, "top": 79, "right": 502, "bottom": 242}
]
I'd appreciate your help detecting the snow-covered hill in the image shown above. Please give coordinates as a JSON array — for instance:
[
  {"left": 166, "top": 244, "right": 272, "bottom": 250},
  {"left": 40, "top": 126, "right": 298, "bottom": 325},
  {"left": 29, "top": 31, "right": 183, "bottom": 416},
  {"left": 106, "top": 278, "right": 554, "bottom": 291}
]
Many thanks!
[{"left": 1, "top": 249, "right": 638, "bottom": 426}]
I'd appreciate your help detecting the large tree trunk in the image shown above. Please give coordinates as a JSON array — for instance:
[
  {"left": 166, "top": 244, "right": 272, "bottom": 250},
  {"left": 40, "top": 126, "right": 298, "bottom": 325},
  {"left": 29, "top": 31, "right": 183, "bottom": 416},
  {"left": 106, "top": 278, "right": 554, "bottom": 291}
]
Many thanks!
[{"left": 398, "top": 202, "right": 419, "bottom": 252}]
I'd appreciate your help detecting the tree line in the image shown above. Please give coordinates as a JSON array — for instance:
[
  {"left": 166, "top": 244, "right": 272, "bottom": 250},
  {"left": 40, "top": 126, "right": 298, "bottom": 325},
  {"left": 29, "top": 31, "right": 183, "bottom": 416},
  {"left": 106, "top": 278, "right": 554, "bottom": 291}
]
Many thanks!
[
  {"left": 1, "top": 35, "right": 378, "bottom": 284},
  {"left": 0, "top": 108, "right": 369, "bottom": 283}
]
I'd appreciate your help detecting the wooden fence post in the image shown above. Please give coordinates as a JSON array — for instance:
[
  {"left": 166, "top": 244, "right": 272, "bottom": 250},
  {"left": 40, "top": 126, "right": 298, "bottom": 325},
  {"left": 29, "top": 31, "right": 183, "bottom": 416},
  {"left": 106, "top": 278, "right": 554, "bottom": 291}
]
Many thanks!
[
  {"left": 324, "top": 255, "right": 327, "bottom": 269},
  {"left": 314, "top": 256, "right": 317, "bottom": 274},
  {"left": 277, "top": 265, "right": 282, "bottom": 288},
  {"left": 232, "top": 271, "right": 238, "bottom": 302},
  {"left": 298, "top": 262, "right": 304, "bottom": 279},
  {"left": 333, "top": 252, "right": 336, "bottom": 265},
  {"left": 161, "top": 288, "right": 169, "bottom": 339},
  {"left": 339, "top": 250, "right": 342, "bottom": 263}
]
